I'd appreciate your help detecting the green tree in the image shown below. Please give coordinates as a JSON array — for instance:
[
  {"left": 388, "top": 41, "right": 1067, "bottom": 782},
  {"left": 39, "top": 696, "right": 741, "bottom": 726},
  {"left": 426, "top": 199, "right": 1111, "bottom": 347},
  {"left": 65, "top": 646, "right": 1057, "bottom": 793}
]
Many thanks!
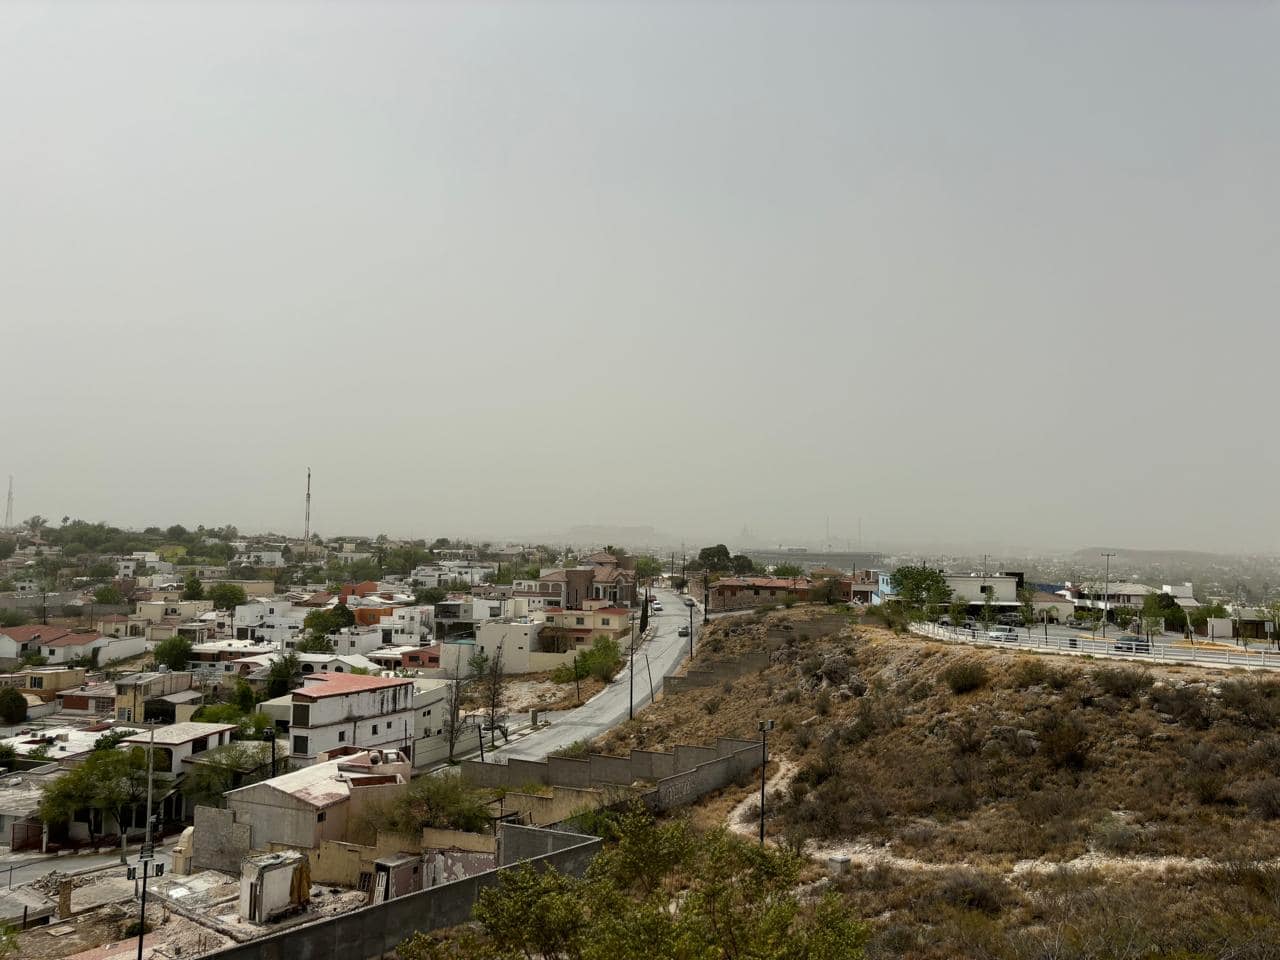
[
  {"left": 0, "top": 609, "right": 29, "bottom": 628},
  {"left": 399, "top": 807, "right": 868, "bottom": 960},
  {"left": 1019, "top": 587, "right": 1036, "bottom": 627},
  {"left": 93, "top": 585, "right": 124, "bottom": 605},
  {"left": 692, "top": 544, "right": 733, "bottom": 573},
  {"left": 93, "top": 748, "right": 149, "bottom": 862},
  {"left": 181, "top": 574, "right": 204, "bottom": 601},
  {"left": 295, "top": 634, "right": 335, "bottom": 654},
  {"left": 948, "top": 596, "right": 969, "bottom": 626},
  {"left": 207, "top": 583, "right": 248, "bottom": 610},
  {"left": 153, "top": 636, "right": 193, "bottom": 672},
  {"left": 181, "top": 742, "right": 273, "bottom": 809},
  {"left": 1141, "top": 593, "right": 1187, "bottom": 633},
  {"left": 0, "top": 687, "right": 27, "bottom": 724},
  {"left": 632, "top": 555, "right": 663, "bottom": 580},
  {"left": 730, "top": 554, "right": 757, "bottom": 575},
  {"left": 266, "top": 652, "right": 301, "bottom": 698},
  {"left": 890, "top": 566, "right": 952, "bottom": 614},
  {"left": 772, "top": 562, "right": 805, "bottom": 578},
  {"left": 415, "top": 587, "right": 447, "bottom": 606}
]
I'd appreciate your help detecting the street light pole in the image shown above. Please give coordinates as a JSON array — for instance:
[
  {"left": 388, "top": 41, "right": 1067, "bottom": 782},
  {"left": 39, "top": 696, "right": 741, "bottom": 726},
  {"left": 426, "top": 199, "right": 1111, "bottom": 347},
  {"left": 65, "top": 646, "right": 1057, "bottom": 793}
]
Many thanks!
[
  {"left": 757, "top": 719, "right": 774, "bottom": 845},
  {"left": 1101, "top": 552, "right": 1115, "bottom": 641},
  {"left": 629, "top": 615, "right": 635, "bottom": 721},
  {"left": 688, "top": 605, "right": 694, "bottom": 660}
]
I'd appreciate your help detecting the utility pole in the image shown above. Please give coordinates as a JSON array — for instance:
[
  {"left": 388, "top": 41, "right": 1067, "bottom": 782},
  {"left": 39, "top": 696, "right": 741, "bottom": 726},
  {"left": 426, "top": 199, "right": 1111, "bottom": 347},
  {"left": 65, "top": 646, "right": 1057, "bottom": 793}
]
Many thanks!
[
  {"left": 629, "top": 614, "right": 635, "bottom": 721},
  {"left": 3, "top": 476, "right": 12, "bottom": 530},
  {"left": 688, "top": 604, "right": 694, "bottom": 660},
  {"left": 757, "top": 719, "right": 774, "bottom": 845},
  {"left": 1101, "top": 552, "right": 1115, "bottom": 640},
  {"left": 303, "top": 468, "right": 311, "bottom": 560},
  {"left": 128, "top": 725, "right": 163, "bottom": 960}
]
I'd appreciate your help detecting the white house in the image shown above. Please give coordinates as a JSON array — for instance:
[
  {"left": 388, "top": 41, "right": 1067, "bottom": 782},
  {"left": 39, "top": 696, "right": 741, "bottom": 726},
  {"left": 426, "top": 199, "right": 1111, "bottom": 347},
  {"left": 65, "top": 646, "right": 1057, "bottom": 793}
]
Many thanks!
[
  {"left": 409, "top": 561, "right": 497, "bottom": 589},
  {"left": 411, "top": 677, "right": 453, "bottom": 768},
  {"left": 943, "top": 573, "right": 1020, "bottom": 605},
  {"left": 286, "top": 673, "right": 416, "bottom": 765},
  {"left": 38, "top": 632, "right": 146, "bottom": 666},
  {"left": 474, "top": 619, "right": 569, "bottom": 674},
  {"left": 135, "top": 599, "right": 214, "bottom": 624},
  {"left": 232, "top": 600, "right": 308, "bottom": 649}
]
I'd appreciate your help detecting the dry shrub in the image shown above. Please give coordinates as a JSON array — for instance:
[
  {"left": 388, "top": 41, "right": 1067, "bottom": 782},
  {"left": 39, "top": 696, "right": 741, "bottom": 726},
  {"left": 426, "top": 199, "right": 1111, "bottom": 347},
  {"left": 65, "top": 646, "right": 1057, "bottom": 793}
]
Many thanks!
[
  {"left": 1150, "top": 684, "right": 1211, "bottom": 729},
  {"left": 1219, "top": 678, "right": 1280, "bottom": 730},
  {"left": 941, "top": 660, "right": 989, "bottom": 695},
  {"left": 1039, "top": 710, "right": 1090, "bottom": 771},
  {"left": 937, "top": 869, "right": 1010, "bottom": 915},
  {"left": 1091, "top": 815, "right": 1140, "bottom": 854},
  {"left": 1244, "top": 778, "right": 1280, "bottom": 819},
  {"left": 1094, "top": 666, "right": 1152, "bottom": 699}
]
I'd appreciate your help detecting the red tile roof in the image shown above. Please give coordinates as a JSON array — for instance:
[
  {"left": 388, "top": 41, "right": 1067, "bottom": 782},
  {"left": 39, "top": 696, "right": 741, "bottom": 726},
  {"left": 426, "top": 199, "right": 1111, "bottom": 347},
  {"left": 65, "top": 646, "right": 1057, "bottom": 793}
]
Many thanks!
[
  {"left": 0, "top": 626, "right": 73, "bottom": 644},
  {"left": 712, "top": 577, "right": 813, "bottom": 590},
  {"left": 292, "top": 673, "right": 414, "bottom": 700}
]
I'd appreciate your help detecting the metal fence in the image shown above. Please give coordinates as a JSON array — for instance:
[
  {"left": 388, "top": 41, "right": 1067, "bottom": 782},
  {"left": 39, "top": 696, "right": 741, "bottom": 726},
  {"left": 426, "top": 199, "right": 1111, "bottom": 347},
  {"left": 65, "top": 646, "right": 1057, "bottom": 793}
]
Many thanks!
[{"left": 912, "top": 622, "right": 1278, "bottom": 671}]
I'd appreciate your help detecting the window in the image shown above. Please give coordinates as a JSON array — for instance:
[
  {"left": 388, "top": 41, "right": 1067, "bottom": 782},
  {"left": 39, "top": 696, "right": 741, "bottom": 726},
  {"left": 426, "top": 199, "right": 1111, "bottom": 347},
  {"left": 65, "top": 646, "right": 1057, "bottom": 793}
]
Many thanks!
[
  {"left": 29, "top": 677, "right": 43, "bottom": 690},
  {"left": 576, "top": 617, "right": 585, "bottom": 626},
  {"left": 338, "top": 731, "right": 346, "bottom": 743},
  {"left": 601, "top": 618, "right": 610, "bottom": 626},
  {"left": 292, "top": 704, "right": 311, "bottom": 727},
  {"left": 292, "top": 735, "right": 309, "bottom": 754},
  {"left": 980, "top": 585, "right": 993, "bottom": 596},
  {"left": 372, "top": 724, "right": 379, "bottom": 734},
  {"left": 317, "top": 811, "right": 326, "bottom": 822}
]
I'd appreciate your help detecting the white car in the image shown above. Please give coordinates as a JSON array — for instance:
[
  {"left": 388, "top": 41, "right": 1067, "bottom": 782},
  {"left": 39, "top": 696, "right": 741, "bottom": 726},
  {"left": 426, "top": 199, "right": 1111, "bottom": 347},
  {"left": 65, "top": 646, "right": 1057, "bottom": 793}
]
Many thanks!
[
  {"left": 651, "top": 602, "right": 663, "bottom": 612},
  {"left": 986, "top": 626, "right": 1018, "bottom": 642}
]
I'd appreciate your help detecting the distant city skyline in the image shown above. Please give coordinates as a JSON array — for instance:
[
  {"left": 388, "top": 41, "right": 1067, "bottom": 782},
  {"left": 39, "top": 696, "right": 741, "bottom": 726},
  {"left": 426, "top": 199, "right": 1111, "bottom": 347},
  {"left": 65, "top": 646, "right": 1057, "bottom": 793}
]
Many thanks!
[{"left": 3, "top": 2, "right": 1276, "bottom": 554}]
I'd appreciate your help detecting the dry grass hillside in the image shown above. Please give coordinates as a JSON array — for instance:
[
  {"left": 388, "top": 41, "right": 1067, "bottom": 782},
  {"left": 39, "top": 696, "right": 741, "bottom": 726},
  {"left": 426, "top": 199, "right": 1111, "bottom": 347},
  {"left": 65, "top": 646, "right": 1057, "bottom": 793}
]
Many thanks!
[{"left": 594, "top": 606, "right": 1280, "bottom": 959}]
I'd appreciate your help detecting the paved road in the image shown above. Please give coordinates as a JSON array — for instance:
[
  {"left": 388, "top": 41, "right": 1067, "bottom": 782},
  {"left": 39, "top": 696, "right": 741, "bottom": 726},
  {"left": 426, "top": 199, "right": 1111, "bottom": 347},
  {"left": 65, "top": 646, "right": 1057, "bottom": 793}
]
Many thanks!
[
  {"left": 486, "top": 589, "right": 705, "bottom": 761},
  {"left": 917, "top": 622, "right": 1280, "bottom": 670},
  {"left": 0, "top": 843, "right": 173, "bottom": 890}
]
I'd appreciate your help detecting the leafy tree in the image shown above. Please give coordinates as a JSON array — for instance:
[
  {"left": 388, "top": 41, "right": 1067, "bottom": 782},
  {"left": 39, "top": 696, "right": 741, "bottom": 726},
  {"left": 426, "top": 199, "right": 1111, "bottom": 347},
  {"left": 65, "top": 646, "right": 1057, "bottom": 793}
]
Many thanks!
[
  {"left": 266, "top": 652, "right": 301, "bottom": 698},
  {"left": 153, "top": 636, "right": 193, "bottom": 672},
  {"left": 93, "top": 585, "right": 125, "bottom": 605},
  {"left": 0, "top": 539, "right": 14, "bottom": 561},
  {"left": 207, "top": 583, "right": 248, "bottom": 610},
  {"left": 295, "top": 634, "right": 335, "bottom": 654},
  {"left": 1141, "top": 592, "right": 1188, "bottom": 633},
  {"left": 398, "top": 807, "right": 868, "bottom": 960},
  {"left": 730, "top": 554, "right": 757, "bottom": 575},
  {"left": 772, "top": 562, "right": 805, "bottom": 578},
  {"left": 94, "top": 748, "right": 149, "bottom": 862},
  {"left": 810, "top": 577, "right": 843, "bottom": 604},
  {"left": 948, "top": 596, "right": 969, "bottom": 625},
  {"left": 303, "top": 605, "right": 355, "bottom": 638},
  {"left": 181, "top": 742, "right": 273, "bottom": 808},
  {"left": 234, "top": 678, "right": 256, "bottom": 713},
  {"left": 0, "top": 609, "right": 29, "bottom": 628},
  {"left": 1019, "top": 587, "right": 1036, "bottom": 627},
  {"left": 691, "top": 544, "right": 733, "bottom": 573},
  {"left": 93, "top": 729, "right": 134, "bottom": 751},
  {"left": 181, "top": 574, "right": 204, "bottom": 601},
  {"left": 415, "top": 587, "right": 448, "bottom": 606},
  {"left": 20, "top": 653, "right": 47, "bottom": 667},
  {"left": 890, "top": 566, "right": 952, "bottom": 613},
  {"left": 358, "top": 772, "right": 489, "bottom": 836},
  {"left": 0, "top": 687, "right": 27, "bottom": 724},
  {"left": 632, "top": 555, "right": 663, "bottom": 580},
  {"left": 24, "top": 515, "right": 46, "bottom": 535}
]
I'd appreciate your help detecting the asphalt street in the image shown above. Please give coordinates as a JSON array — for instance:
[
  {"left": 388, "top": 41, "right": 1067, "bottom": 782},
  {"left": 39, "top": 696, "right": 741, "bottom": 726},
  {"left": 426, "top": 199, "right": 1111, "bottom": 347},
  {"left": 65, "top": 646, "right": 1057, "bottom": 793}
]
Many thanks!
[{"left": 487, "top": 588, "right": 703, "bottom": 761}]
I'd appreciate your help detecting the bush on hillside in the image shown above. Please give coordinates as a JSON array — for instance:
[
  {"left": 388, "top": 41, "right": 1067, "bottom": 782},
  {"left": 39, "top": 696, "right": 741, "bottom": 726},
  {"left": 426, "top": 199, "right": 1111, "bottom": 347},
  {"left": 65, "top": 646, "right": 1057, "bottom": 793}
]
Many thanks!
[{"left": 940, "top": 661, "right": 989, "bottom": 695}]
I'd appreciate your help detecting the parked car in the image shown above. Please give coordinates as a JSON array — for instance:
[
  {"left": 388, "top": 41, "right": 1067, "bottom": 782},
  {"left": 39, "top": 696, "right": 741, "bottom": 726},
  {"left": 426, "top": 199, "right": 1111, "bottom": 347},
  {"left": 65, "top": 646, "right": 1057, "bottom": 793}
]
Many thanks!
[
  {"left": 684, "top": 597, "right": 696, "bottom": 607},
  {"left": 986, "top": 626, "right": 1018, "bottom": 642},
  {"left": 997, "top": 613, "right": 1023, "bottom": 627},
  {"left": 1064, "top": 618, "right": 1083, "bottom": 629},
  {"left": 678, "top": 625, "right": 690, "bottom": 637},
  {"left": 651, "top": 601, "right": 663, "bottom": 611},
  {"left": 938, "top": 616, "right": 953, "bottom": 626},
  {"left": 1113, "top": 636, "right": 1150, "bottom": 654}
]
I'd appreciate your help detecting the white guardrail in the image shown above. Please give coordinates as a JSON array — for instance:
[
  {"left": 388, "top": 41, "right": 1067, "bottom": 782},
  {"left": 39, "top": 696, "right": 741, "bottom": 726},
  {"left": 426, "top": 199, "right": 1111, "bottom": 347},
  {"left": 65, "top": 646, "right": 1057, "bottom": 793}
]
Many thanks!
[{"left": 912, "top": 622, "right": 1277, "bottom": 671}]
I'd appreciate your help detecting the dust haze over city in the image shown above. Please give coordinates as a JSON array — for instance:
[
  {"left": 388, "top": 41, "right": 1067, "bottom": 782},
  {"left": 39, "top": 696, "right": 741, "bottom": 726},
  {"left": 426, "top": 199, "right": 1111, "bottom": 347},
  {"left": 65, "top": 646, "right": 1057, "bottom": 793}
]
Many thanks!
[
  {"left": 3, "top": 1, "right": 1277, "bottom": 557},
  {"left": 9, "top": 6, "right": 1280, "bottom": 960}
]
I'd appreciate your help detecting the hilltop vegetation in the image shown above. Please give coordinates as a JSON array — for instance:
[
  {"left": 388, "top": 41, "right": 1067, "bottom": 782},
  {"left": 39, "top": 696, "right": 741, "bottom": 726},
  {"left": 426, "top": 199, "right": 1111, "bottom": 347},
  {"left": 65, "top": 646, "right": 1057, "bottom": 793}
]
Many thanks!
[{"left": 593, "top": 606, "right": 1280, "bottom": 958}]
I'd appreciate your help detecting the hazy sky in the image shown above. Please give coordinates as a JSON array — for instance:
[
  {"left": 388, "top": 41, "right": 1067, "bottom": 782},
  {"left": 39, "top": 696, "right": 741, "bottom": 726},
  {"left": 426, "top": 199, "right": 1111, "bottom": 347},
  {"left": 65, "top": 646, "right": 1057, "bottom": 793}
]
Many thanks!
[{"left": 3, "top": 1, "right": 1276, "bottom": 553}]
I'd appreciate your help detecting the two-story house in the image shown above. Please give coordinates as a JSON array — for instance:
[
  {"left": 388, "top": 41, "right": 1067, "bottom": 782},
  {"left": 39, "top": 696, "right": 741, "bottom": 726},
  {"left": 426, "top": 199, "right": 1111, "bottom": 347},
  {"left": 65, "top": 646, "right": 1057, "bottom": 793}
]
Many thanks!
[
  {"left": 287, "top": 673, "right": 416, "bottom": 765},
  {"left": 114, "top": 671, "right": 194, "bottom": 722}
]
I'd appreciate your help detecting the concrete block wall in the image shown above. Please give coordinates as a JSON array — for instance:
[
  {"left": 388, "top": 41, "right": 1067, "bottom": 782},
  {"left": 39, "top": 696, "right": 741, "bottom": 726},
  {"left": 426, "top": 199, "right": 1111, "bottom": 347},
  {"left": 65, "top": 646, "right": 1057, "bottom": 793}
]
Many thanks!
[
  {"left": 192, "top": 806, "right": 252, "bottom": 875},
  {"left": 508, "top": 757, "right": 551, "bottom": 785},
  {"left": 662, "top": 651, "right": 770, "bottom": 695},
  {"left": 588, "top": 753, "right": 635, "bottom": 785},
  {"left": 546, "top": 756, "right": 591, "bottom": 787},
  {"left": 197, "top": 828, "right": 602, "bottom": 960}
]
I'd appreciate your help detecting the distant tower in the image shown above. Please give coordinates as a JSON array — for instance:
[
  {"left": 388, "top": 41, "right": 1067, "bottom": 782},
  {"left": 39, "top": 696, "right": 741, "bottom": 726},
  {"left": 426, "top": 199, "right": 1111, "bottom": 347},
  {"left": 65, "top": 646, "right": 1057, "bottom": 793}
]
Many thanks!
[
  {"left": 3, "top": 476, "right": 12, "bottom": 529},
  {"left": 303, "top": 468, "right": 312, "bottom": 556}
]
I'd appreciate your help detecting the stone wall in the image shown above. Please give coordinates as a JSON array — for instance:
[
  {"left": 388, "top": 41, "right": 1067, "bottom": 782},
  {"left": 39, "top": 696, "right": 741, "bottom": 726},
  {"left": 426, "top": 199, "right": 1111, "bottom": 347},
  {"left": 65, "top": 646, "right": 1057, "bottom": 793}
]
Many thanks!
[
  {"left": 460, "top": 737, "right": 764, "bottom": 818},
  {"left": 192, "top": 806, "right": 252, "bottom": 875},
  {"left": 661, "top": 651, "right": 770, "bottom": 695}
]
